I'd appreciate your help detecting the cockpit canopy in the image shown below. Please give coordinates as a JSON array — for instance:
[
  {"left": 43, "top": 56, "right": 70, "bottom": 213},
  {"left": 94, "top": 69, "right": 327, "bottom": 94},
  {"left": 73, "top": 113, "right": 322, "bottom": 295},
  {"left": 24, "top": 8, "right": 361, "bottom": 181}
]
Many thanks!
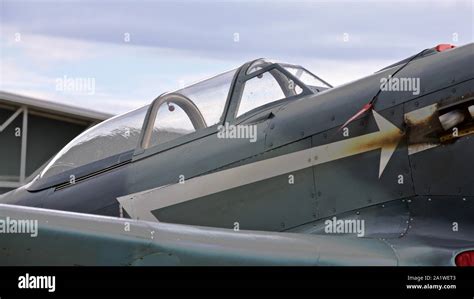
[
  {"left": 246, "top": 59, "right": 331, "bottom": 93},
  {"left": 37, "top": 59, "right": 331, "bottom": 183}
]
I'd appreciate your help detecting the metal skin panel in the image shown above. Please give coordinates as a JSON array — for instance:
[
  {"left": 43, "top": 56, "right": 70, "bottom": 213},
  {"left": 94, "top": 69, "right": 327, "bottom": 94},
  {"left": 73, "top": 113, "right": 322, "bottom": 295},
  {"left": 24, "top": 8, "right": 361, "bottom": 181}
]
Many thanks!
[
  {"left": 38, "top": 164, "right": 130, "bottom": 215},
  {"left": 263, "top": 44, "right": 474, "bottom": 152},
  {"left": 0, "top": 159, "right": 132, "bottom": 214},
  {"left": 310, "top": 106, "right": 414, "bottom": 219},
  {"left": 128, "top": 113, "right": 269, "bottom": 195},
  {"left": 288, "top": 195, "right": 474, "bottom": 266},
  {"left": 151, "top": 138, "right": 317, "bottom": 231},
  {"left": 409, "top": 135, "right": 474, "bottom": 196},
  {"left": 404, "top": 80, "right": 474, "bottom": 116},
  {"left": 381, "top": 196, "right": 474, "bottom": 266},
  {"left": 288, "top": 198, "right": 411, "bottom": 239},
  {"left": 404, "top": 79, "right": 474, "bottom": 196},
  {"left": 118, "top": 109, "right": 404, "bottom": 226},
  {"left": 0, "top": 204, "right": 398, "bottom": 266}
]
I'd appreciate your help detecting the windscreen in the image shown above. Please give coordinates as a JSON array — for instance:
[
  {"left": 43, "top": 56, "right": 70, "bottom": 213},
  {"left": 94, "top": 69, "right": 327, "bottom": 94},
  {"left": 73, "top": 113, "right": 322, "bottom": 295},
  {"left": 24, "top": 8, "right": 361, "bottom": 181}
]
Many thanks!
[
  {"left": 40, "top": 105, "right": 149, "bottom": 179},
  {"left": 283, "top": 66, "right": 331, "bottom": 91}
]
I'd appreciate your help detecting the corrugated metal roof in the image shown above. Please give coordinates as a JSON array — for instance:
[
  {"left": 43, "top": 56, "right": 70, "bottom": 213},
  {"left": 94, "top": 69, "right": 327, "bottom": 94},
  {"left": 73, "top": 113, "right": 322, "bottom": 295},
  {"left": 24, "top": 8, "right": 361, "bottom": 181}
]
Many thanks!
[{"left": 0, "top": 91, "right": 113, "bottom": 122}]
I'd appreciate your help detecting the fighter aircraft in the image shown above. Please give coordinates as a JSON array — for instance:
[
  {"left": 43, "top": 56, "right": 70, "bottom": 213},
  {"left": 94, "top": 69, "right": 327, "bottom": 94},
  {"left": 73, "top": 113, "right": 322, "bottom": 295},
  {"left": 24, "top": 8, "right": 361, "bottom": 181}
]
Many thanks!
[{"left": 0, "top": 43, "right": 473, "bottom": 266}]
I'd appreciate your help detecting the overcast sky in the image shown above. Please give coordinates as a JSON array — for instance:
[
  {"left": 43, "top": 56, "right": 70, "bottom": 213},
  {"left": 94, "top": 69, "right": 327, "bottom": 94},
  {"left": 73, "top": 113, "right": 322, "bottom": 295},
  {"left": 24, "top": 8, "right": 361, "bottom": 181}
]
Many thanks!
[{"left": 1, "top": 0, "right": 472, "bottom": 114}]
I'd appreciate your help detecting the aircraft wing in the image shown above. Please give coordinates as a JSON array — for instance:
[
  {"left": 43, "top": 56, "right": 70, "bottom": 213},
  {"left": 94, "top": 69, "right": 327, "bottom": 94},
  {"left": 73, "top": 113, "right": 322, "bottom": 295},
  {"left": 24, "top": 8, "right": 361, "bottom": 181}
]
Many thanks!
[{"left": 0, "top": 204, "right": 397, "bottom": 266}]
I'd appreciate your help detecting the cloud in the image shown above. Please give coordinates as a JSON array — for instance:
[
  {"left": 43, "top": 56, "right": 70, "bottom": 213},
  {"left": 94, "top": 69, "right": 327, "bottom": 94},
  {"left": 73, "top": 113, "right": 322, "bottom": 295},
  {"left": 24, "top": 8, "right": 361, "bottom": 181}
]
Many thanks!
[
  {"left": 303, "top": 58, "right": 393, "bottom": 87},
  {"left": 0, "top": 29, "right": 242, "bottom": 114},
  {"left": 2, "top": 0, "right": 472, "bottom": 61},
  {"left": 1, "top": 0, "right": 472, "bottom": 115}
]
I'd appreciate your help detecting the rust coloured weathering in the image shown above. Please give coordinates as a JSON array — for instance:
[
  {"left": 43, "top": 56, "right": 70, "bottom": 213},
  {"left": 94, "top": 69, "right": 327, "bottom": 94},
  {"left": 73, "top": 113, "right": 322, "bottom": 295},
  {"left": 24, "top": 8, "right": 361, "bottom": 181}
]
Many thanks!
[
  {"left": 405, "top": 93, "right": 474, "bottom": 155},
  {"left": 405, "top": 104, "right": 443, "bottom": 145}
]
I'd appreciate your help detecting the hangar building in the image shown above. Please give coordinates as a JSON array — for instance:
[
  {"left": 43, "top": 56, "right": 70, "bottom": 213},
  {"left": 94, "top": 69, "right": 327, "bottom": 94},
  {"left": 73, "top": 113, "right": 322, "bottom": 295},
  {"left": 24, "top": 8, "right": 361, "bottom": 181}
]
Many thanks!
[{"left": 0, "top": 91, "right": 112, "bottom": 194}]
